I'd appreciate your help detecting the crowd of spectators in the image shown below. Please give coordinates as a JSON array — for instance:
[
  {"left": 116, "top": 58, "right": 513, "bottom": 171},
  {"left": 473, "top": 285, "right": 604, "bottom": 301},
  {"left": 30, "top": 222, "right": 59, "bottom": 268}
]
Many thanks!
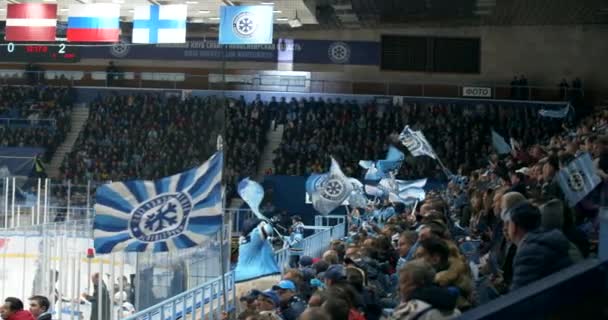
[
  {"left": 61, "top": 93, "right": 222, "bottom": 184},
  {"left": 271, "top": 97, "right": 564, "bottom": 180},
  {"left": 0, "top": 85, "right": 74, "bottom": 161},
  {"left": 225, "top": 95, "right": 270, "bottom": 199},
  {"left": 234, "top": 100, "right": 608, "bottom": 319}
]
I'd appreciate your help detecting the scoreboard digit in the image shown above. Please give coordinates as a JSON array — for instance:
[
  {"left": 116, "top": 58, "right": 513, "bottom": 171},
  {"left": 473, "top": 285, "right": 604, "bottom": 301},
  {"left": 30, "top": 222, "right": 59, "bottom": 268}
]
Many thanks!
[{"left": 0, "top": 42, "right": 80, "bottom": 63}]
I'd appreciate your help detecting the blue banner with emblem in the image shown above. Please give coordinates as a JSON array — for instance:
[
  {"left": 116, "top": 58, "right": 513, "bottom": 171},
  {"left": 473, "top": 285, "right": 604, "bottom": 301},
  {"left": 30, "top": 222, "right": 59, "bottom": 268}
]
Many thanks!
[
  {"left": 557, "top": 153, "right": 601, "bottom": 207},
  {"left": 218, "top": 5, "right": 273, "bottom": 45},
  {"left": 93, "top": 152, "right": 223, "bottom": 254}
]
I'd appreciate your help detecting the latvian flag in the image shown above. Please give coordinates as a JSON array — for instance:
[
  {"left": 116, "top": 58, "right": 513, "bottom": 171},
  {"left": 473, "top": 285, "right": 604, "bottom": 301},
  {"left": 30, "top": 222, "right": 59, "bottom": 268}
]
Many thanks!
[
  {"left": 67, "top": 4, "right": 120, "bottom": 42},
  {"left": 6, "top": 4, "right": 57, "bottom": 41}
]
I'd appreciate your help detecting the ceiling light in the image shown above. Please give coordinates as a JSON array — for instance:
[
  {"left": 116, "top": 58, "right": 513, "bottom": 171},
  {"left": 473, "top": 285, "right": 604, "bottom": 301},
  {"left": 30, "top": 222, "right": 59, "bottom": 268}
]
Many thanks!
[
  {"left": 260, "top": 2, "right": 274, "bottom": 5},
  {"left": 209, "top": 17, "right": 220, "bottom": 20},
  {"left": 199, "top": 10, "right": 210, "bottom": 14},
  {"left": 186, "top": 1, "right": 199, "bottom": 4},
  {"left": 273, "top": 10, "right": 282, "bottom": 13},
  {"left": 59, "top": 8, "right": 69, "bottom": 12},
  {"left": 276, "top": 18, "right": 288, "bottom": 21},
  {"left": 43, "top": 0, "right": 57, "bottom": 2}
]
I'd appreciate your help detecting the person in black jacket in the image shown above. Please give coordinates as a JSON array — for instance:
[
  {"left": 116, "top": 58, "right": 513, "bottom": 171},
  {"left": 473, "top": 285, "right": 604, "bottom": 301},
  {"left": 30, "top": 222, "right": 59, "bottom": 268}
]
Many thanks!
[
  {"left": 503, "top": 201, "right": 573, "bottom": 291},
  {"left": 27, "top": 296, "right": 50, "bottom": 320}
]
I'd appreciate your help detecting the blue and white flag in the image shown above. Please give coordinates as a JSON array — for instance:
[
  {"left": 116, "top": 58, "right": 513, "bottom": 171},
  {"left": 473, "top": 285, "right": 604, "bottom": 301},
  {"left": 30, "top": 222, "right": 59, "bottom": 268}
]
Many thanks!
[
  {"left": 364, "top": 184, "right": 387, "bottom": 198},
  {"left": 557, "top": 153, "right": 601, "bottom": 207},
  {"left": 539, "top": 103, "right": 572, "bottom": 118},
  {"left": 305, "top": 157, "right": 353, "bottom": 215},
  {"left": 399, "top": 126, "right": 437, "bottom": 159},
  {"left": 132, "top": 5, "right": 187, "bottom": 44},
  {"left": 491, "top": 130, "right": 511, "bottom": 155},
  {"left": 389, "top": 187, "right": 426, "bottom": 204},
  {"left": 218, "top": 5, "right": 273, "bottom": 45},
  {"left": 348, "top": 178, "right": 368, "bottom": 209},
  {"left": 397, "top": 178, "right": 428, "bottom": 191},
  {"left": 359, "top": 146, "right": 405, "bottom": 181},
  {"left": 93, "top": 152, "right": 223, "bottom": 254},
  {"left": 238, "top": 178, "right": 267, "bottom": 221},
  {"left": 377, "top": 146, "right": 405, "bottom": 173},
  {"left": 359, "top": 161, "right": 387, "bottom": 181}
]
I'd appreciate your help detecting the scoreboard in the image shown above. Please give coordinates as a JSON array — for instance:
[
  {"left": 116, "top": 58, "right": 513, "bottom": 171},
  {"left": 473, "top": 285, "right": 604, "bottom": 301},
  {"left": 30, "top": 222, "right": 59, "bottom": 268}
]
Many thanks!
[{"left": 0, "top": 43, "right": 80, "bottom": 63}]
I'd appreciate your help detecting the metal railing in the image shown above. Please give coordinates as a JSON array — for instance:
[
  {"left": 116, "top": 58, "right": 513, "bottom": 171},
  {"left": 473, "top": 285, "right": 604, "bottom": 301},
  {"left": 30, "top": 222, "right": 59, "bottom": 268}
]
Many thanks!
[
  {"left": 274, "top": 217, "right": 347, "bottom": 270},
  {"left": 124, "top": 272, "right": 236, "bottom": 320},
  {"left": 0, "top": 117, "right": 57, "bottom": 128},
  {"left": 0, "top": 69, "right": 587, "bottom": 102}
]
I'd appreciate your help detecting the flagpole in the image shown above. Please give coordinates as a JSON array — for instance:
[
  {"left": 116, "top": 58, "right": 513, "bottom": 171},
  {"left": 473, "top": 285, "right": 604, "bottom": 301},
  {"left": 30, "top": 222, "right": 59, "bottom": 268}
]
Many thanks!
[{"left": 217, "top": 135, "right": 229, "bottom": 313}]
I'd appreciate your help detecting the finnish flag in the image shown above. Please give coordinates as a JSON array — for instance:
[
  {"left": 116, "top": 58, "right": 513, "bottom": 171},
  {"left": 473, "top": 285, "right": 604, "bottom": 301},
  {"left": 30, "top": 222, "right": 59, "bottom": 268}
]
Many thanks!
[{"left": 132, "top": 5, "right": 187, "bottom": 44}]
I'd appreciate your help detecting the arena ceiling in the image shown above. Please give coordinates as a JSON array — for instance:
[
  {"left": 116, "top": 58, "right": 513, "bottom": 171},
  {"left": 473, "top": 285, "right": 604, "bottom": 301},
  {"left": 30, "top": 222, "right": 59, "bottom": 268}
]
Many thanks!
[
  {"left": 0, "top": 0, "right": 605, "bottom": 30},
  {"left": 319, "top": 0, "right": 608, "bottom": 28}
]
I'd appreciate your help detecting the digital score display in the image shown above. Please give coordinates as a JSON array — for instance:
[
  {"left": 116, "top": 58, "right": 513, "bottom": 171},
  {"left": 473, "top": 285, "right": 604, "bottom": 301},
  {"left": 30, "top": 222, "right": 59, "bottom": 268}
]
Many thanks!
[{"left": 0, "top": 43, "right": 80, "bottom": 63}]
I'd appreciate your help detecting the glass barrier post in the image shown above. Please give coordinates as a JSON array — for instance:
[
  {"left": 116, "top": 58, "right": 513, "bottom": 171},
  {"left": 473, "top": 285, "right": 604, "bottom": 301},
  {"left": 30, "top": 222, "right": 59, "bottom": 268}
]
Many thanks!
[{"left": 600, "top": 207, "right": 608, "bottom": 261}]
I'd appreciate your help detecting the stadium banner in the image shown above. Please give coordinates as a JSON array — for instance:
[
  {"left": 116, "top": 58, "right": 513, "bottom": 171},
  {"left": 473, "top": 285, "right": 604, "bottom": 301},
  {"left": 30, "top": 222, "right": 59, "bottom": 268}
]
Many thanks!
[
  {"left": 462, "top": 86, "right": 492, "bottom": 98},
  {"left": 80, "top": 38, "right": 380, "bottom": 65},
  {"left": 218, "top": 5, "right": 273, "bottom": 45}
]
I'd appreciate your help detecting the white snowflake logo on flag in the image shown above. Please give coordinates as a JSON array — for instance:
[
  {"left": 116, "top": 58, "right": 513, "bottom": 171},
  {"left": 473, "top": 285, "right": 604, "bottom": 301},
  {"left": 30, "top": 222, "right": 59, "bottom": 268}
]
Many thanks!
[{"left": 233, "top": 12, "right": 258, "bottom": 38}]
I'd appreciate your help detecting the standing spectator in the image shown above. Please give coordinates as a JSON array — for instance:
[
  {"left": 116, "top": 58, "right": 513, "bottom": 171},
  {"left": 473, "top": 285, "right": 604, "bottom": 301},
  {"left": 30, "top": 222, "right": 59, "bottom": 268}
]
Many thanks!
[
  {"left": 27, "top": 296, "right": 50, "bottom": 320},
  {"left": 390, "top": 260, "right": 460, "bottom": 320},
  {"left": 106, "top": 62, "right": 118, "bottom": 87},
  {"left": 81, "top": 273, "right": 111, "bottom": 320},
  {"left": 284, "top": 216, "right": 304, "bottom": 268},
  {"left": 0, "top": 298, "right": 35, "bottom": 320}
]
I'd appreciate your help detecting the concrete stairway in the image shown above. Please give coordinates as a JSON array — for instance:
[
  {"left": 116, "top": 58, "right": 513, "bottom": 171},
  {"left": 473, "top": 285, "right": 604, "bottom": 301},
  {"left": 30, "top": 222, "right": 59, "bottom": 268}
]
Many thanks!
[
  {"left": 255, "top": 123, "right": 284, "bottom": 180},
  {"left": 226, "top": 122, "right": 284, "bottom": 210},
  {"left": 47, "top": 105, "right": 90, "bottom": 178}
]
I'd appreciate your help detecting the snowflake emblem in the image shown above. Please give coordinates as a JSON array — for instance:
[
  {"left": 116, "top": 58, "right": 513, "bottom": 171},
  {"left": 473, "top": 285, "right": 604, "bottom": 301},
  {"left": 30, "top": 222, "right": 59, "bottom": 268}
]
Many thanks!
[
  {"left": 144, "top": 202, "right": 178, "bottom": 232},
  {"left": 129, "top": 193, "right": 192, "bottom": 242},
  {"left": 322, "top": 178, "right": 346, "bottom": 201},
  {"left": 567, "top": 170, "right": 586, "bottom": 192},
  {"left": 110, "top": 39, "right": 130, "bottom": 58},
  {"left": 328, "top": 42, "right": 351, "bottom": 64},
  {"left": 233, "top": 12, "right": 258, "bottom": 38}
]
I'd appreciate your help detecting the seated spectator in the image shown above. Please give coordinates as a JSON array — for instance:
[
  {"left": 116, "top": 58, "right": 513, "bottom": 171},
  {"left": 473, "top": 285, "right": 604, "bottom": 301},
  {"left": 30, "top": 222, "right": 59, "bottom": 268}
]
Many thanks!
[
  {"left": 1, "top": 297, "right": 35, "bottom": 320},
  {"left": 298, "top": 307, "right": 330, "bottom": 320},
  {"left": 346, "top": 266, "right": 382, "bottom": 320},
  {"left": 322, "top": 297, "right": 351, "bottom": 320},
  {"left": 502, "top": 201, "right": 573, "bottom": 291},
  {"left": 238, "top": 290, "right": 262, "bottom": 320},
  {"left": 396, "top": 231, "right": 418, "bottom": 270},
  {"left": 271, "top": 280, "right": 306, "bottom": 320},
  {"left": 415, "top": 236, "right": 473, "bottom": 309},
  {"left": 27, "top": 296, "right": 50, "bottom": 320},
  {"left": 539, "top": 199, "right": 583, "bottom": 263},
  {"left": 255, "top": 290, "right": 282, "bottom": 320},
  {"left": 322, "top": 264, "right": 347, "bottom": 287},
  {"left": 390, "top": 260, "right": 461, "bottom": 320}
]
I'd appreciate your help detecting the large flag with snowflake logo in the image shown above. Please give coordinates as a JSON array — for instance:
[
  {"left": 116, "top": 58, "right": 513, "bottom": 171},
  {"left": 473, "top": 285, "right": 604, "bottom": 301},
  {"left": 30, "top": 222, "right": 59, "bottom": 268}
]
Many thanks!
[
  {"left": 305, "top": 157, "right": 353, "bottom": 215},
  {"left": 557, "top": 153, "right": 601, "bottom": 207},
  {"left": 93, "top": 152, "right": 223, "bottom": 254},
  {"left": 218, "top": 5, "right": 273, "bottom": 45}
]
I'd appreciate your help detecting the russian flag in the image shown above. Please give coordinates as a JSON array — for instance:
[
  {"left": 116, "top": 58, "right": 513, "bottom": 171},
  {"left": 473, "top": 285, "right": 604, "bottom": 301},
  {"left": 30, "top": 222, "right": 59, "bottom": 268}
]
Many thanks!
[
  {"left": 67, "top": 4, "right": 120, "bottom": 42},
  {"left": 6, "top": 4, "right": 57, "bottom": 42}
]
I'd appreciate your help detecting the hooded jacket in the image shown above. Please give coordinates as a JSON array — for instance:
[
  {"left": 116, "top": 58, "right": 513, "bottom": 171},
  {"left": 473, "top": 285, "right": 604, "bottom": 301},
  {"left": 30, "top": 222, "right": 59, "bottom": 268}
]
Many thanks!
[
  {"left": 391, "top": 286, "right": 461, "bottom": 320},
  {"left": 511, "top": 229, "right": 573, "bottom": 291}
]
